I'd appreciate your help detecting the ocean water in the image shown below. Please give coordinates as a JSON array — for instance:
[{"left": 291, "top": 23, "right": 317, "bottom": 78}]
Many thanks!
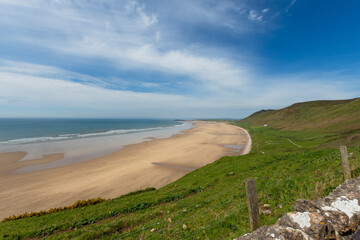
[
  {"left": 0, "top": 119, "right": 185, "bottom": 143},
  {"left": 0, "top": 119, "right": 192, "bottom": 173}
]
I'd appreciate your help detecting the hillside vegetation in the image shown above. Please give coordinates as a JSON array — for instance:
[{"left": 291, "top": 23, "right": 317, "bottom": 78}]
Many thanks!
[
  {"left": 241, "top": 98, "right": 360, "bottom": 146},
  {"left": 1, "top": 98, "right": 360, "bottom": 240}
]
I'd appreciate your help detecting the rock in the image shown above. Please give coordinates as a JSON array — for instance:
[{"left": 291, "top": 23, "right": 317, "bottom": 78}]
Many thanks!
[
  {"left": 263, "top": 210, "right": 272, "bottom": 216},
  {"left": 294, "top": 199, "right": 318, "bottom": 212},
  {"left": 277, "top": 211, "right": 336, "bottom": 239},
  {"left": 237, "top": 177, "right": 360, "bottom": 239},
  {"left": 352, "top": 229, "right": 360, "bottom": 240},
  {"left": 312, "top": 179, "right": 360, "bottom": 235},
  {"left": 237, "top": 225, "right": 312, "bottom": 239},
  {"left": 259, "top": 204, "right": 272, "bottom": 216},
  {"left": 324, "top": 210, "right": 350, "bottom": 235}
]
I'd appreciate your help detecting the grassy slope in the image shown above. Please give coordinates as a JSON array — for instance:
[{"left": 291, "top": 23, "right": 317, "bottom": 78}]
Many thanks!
[
  {"left": 241, "top": 98, "right": 360, "bottom": 146},
  {"left": 1, "top": 99, "right": 360, "bottom": 240}
]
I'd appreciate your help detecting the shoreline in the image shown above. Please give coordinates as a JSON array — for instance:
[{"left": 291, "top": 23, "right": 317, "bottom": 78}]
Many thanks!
[
  {"left": 0, "top": 121, "right": 251, "bottom": 220},
  {"left": 1, "top": 121, "right": 193, "bottom": 173}
]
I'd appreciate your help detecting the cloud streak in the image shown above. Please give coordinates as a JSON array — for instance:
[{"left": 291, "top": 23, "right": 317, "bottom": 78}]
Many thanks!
[
  {"left": 0, "top": 0, "right": 358, "bottom": 118},
  {"left": 0, "top": 61, "right": 357, "bottom": 118},
  {"left": 0, "top": 0, "right": 250, "bottom": 92},
  {"left": 248, "top": 10, "right": 263, "bottom": 22}
]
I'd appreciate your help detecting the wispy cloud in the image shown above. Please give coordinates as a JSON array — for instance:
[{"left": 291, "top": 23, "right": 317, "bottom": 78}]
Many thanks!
[
  {"left": 248, "top": 10, "right": 263, "bottom": 22},
  {"left": 0, "top": 71, "right": 191, "bottom": 117},
  {"left": 285, "top": 0, "right": 297, "bottom": 13},
  {"left": 0, "top": 0, "right": 358, "bottom": 118},
  {"left": 0, "top": 61, "right": 357, "bottom": 118},
  {"left": 0, "top": 59, "right": 109, "bottom": 88},
  {"left": 134, "top": 2, "right": 159, "bottom": 27},
  {"left": 0, "top": 0, "right": 250, "bottom": 92}
]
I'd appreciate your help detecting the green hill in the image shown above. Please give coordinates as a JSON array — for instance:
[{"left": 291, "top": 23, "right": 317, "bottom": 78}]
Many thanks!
[
  {"left": 1, "top": 99, "right": 360, "bottom": 239},
  {"left": 240, "top": 98, "right": 360, "bottom": 146}
]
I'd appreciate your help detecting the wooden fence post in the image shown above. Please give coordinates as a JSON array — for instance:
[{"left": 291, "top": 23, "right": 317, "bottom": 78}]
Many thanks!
[
  {"left": 340, "top": 146, "right": 351, "bottom": 181},
  {"left": 245, "top": 178, "right": 260, "bottom": 232}
]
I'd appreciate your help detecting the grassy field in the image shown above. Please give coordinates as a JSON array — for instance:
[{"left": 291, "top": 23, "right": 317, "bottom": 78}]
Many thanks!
[
  {"left": 241, "top": 98, "right": 360, "bottom": 146},
  {"left": 1, "top": 98, "right": 360, "bottom": 239},
  {"left": 1, "top": 120, "right": 360, "bottom": 239}
]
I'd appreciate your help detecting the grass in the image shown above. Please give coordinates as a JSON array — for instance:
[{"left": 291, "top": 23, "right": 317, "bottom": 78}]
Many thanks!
[
  {"left": 241, "top": 98, "right": 360, "bottom": 139},
  {"left": 1, "top": 122, "right": 360, "bottom": 240},
  {"left": 3, "top": 98, "right": 360, "bottom": 239},
  {"left": 3, "top": 198, "right": 106, "bottom": 221}
]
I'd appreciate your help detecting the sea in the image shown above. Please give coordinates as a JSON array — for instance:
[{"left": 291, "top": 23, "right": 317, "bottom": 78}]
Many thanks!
[{"left": 0, "top": 119, "right": 192, "bottom": 173}]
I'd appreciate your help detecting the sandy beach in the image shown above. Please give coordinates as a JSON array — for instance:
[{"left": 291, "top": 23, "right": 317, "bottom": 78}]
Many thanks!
[{"left": 0, "top": 121, "right": 251, "bottom": 220}]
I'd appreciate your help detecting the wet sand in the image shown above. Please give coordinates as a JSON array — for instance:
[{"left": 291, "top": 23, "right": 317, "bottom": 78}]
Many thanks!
[{"left": 0, "top": 121, "right": 251, "bottom": 219}]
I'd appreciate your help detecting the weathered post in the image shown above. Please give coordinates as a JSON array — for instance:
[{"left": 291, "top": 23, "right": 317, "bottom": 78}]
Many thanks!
[
  {"left": 340, "top": 146, "right": 351, "bottom": 181},
  {"left": 245, "top": 178, "right": 260, "bottom": 231}
]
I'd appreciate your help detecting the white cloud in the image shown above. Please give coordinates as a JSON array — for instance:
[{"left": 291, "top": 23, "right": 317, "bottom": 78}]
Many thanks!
[
  {"left": 0, "top": 0, "right": 250, "bottom": 92},
  {"left": 152, "top": 0, "right": 249, "bottom": 31},
  {"left": 136, "top": 4, "right": 158, "bottom": 27},
  {"left": 0, "top": 71, "right": 192, "bottom": 117},
  {"left": 122, "top": 45, "right": 249, "bottom": 89},
  {"left": 0, "top": 1, "right": 358, "bottom": 118},
  {"left": 0, "top": 62, "right": 357, "bottom": 118},
  {"left": 285, "top": 0, "right": 297, "bottom": 12},
  {"left": 0, "top": 59, "right": 109, "bottom": 87},
  {"left": 55, "top": 41, "right": 249, "bottom": 90},
  {"left": 248, "top": 10, "right": 263, "bottom": 22}
]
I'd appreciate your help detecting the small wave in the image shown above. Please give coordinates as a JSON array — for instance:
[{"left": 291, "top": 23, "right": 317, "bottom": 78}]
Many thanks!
[
  {"left": 58, "top": 133, "right": 78, "bottom": 137},
  {"left": 0, "top": 136, "right": 71, "bottom": 145},
  {"left": 0, "top": 122, "right": 187, "bottom": 145}
]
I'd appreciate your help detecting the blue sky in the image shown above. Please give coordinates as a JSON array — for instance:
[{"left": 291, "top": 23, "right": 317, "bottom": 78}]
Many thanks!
[{"left": 0, "top": 0, "right": 359, "bottom": 118}]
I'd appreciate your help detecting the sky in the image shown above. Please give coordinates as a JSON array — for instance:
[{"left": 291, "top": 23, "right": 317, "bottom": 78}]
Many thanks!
[{"left": 0, "top": 0, "right": 359, "bottom": 118}]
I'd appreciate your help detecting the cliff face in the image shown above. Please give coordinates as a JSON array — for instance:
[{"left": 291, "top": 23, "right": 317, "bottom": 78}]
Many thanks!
[{"left": 237, "top": 178, "right": 360, "bottom": 240}]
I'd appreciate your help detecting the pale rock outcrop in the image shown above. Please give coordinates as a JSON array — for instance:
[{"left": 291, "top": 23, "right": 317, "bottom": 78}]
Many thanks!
[{"left": 237, "top": 178, "right": 360, "bottom": 239}]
